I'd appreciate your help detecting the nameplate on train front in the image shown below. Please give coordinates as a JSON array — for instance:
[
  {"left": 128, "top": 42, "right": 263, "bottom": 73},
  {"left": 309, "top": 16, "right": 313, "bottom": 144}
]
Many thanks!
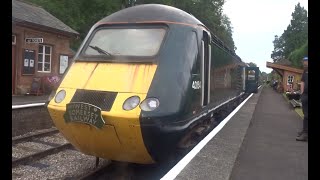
[{"left": 64, "top": 103, "right": 105, "bottom": 129}]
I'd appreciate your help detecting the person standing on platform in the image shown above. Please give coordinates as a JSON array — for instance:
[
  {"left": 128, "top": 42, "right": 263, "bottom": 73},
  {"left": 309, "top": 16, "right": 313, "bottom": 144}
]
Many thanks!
[{"left": 296, "top": 56, "right": 308, "bottom": 141}]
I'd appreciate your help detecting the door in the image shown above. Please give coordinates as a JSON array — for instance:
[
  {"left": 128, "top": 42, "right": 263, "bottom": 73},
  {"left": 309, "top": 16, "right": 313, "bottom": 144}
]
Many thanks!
[{"left": 201, "top": 31, "right": 211, "bottom": 106}]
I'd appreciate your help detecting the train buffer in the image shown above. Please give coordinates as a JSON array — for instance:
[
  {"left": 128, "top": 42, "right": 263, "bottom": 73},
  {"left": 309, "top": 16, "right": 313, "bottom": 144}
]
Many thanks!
[{"left": 162, "top": 86, "right": 307, "bottom": 180}]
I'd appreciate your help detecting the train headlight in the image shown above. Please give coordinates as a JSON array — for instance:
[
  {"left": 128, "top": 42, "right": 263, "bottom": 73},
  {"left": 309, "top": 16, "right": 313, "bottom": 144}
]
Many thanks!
[
  {"left": 123, "top": 96, "right": 140, "bottom": 111},
  {"left": 140, "top": 98, "right": 160, "bottom": 111},
  {"left": 55, "top": 90, "right": 66, "bottom": 103}
]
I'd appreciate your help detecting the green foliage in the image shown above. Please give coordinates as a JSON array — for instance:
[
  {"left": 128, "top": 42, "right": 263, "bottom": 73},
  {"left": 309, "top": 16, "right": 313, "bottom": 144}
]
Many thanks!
[
  {"left": 248, "top": 62, "right": 257, "bottom": 67},
  {"left": 27, "top": 0, "right": 235, "bottom": 51},
  {"left": 27, "top": 0, "right": 124, "bottom": 50},
  {"left": 212, "top": 44, "right": 233, "bottom": 68},
  {"left": 27, "top": 0, "right": 235, "bottom": 50},
  {"left": 288, "top": 41, "right": 308, "bottom": 68},
  {"left": 271, "top": 3, "right": 308, "bottom": 63}
]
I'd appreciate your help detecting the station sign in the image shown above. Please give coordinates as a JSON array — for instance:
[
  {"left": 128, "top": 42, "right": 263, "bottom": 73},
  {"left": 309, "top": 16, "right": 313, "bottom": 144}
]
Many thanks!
[{"left": 25, "top": 38, "right": 43, "bottom": 43}]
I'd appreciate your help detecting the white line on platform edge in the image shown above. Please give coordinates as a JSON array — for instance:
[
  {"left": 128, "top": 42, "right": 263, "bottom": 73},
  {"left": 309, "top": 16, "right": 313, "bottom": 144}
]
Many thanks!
[
  {"left": 160, "top": 93, "right": 254, "bottom": 180},
  {"left": 12, "top": 103, "right": 46, "bottom": 109}
]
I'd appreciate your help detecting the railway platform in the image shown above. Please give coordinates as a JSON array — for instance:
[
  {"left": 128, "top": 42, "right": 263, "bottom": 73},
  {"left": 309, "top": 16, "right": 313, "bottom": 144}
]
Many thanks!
[{"left": 164, "top": 85, "right": 308, "bottom": 180}]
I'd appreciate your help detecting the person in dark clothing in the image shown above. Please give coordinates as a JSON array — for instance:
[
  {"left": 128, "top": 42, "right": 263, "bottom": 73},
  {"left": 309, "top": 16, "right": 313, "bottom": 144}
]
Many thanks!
[{"left": 296, "top": 56, "right": 308, "bottom": 141}]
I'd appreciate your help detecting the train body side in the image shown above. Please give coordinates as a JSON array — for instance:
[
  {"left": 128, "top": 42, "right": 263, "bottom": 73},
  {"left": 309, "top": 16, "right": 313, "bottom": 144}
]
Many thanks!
[{"left": 139, "top": 25, "right": 247, "bottom": 161}]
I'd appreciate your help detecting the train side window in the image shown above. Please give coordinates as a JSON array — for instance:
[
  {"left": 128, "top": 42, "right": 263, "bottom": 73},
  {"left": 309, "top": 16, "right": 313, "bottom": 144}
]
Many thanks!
[{"left": 191, "top": 33, "right": 200, "bottom": 75}]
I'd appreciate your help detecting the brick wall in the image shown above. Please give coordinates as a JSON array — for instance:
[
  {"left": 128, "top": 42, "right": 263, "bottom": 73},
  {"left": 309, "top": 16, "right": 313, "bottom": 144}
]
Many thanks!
[{"left": 12, "top": 25, "right": 75, "bottom": 94}]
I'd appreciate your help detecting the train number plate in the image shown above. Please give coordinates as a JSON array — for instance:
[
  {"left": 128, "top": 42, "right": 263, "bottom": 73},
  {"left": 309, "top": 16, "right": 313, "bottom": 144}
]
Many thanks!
[{"left": 63, "top": 102, "right": 105, "bottom": 129}]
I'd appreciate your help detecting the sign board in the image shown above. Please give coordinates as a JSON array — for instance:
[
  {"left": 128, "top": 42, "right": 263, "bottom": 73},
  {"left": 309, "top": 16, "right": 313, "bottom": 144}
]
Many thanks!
[
  {"left": 59, "top": 55, "right": 69, "bottom": 74},
  {"left": 64, "top": 103, "right": 105, "bottom": 129},
  {"left": 22, "top": 49, "right": 35, "bottom": 75},
  {"left": 25, "top": 38, "right": 43, "bottom": 43}
]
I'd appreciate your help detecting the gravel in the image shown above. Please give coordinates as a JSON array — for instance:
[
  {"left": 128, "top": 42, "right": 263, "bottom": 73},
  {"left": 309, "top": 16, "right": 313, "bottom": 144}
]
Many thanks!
[
  {"left": 12, "top": 127, "right": 57, "bottom": 139},
  {"left": 12, "top": 128, "right": 111, "bottom": 180},
  {"left": 12, "top": 149, "right": 110, "bottom": 180},
  {"left": 12, "top": 142, "right": 52, "bottom": 159},
  {"left": 38, "top": 133, "right": 69, "bottom": 145}
]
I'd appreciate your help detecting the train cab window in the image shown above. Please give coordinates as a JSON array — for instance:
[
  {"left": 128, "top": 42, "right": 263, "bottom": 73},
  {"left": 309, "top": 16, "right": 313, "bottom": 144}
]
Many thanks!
[
  {"left": 247, "top": 70, "right": 256, "bottom": 80},
  {"left": 83, "top": 28, "right": 166, "bottom": 57}
]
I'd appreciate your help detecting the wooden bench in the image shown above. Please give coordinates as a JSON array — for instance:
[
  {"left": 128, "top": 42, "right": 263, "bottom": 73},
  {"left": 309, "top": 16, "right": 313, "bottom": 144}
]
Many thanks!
[{"left": 290, "top": 99, "right": 302, "bottom": 108}]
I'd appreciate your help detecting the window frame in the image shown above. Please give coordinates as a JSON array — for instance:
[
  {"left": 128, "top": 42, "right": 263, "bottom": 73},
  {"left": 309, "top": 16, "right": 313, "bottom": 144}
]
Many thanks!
[
  {"left": 37, "top": 44, "right": 52, "bottom": 73},
  {"left": 77, "top": 23, "right": 169, "bottom": 62},
  {"left": 287, "top": 75, "right": 294, "bottom": 85}
]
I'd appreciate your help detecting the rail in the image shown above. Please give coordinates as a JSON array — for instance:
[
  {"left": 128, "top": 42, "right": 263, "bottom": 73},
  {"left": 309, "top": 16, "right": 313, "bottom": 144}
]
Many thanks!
[
  {"left": 12, "top": 128, "right": 58, "bottom": 145},
  {"left": 12, "top": 143, "right": 73, "bottom": 168}
]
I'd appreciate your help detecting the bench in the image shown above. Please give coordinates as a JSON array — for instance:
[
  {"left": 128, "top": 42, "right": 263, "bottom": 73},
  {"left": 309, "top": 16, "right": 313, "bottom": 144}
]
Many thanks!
[{"left": 290, "top": 99, "right": 302, "bottom": 108}]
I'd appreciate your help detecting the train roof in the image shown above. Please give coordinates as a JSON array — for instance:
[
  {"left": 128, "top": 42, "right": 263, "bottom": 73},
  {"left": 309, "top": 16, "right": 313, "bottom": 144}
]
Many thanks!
[
  {"left": 97, "top": 4, "right": 204, "bottom": 26},
  {"left": 96, "top": 4, "right": 243, "bottom": 63}
]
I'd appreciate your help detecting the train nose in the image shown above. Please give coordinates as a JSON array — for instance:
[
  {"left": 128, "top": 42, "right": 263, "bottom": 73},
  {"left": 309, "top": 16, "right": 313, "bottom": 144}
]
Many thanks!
[{"left": 47, "top": 61, "right": 159, "bottom": 163}]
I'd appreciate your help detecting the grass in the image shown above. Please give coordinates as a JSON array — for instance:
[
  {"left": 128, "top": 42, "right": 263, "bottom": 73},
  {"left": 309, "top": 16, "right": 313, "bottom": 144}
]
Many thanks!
[
  {"left": 282, "top": 93, "right": 304, "bottom": 119},
  {"left": 295, "top": 108, "right": 304, "bottom": 119},
  {"left": 282, "top": 93, "right": 289, "bottom": 101}
]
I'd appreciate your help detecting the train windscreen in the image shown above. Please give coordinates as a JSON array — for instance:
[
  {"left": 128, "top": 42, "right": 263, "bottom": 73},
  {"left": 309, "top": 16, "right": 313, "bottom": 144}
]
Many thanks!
[{"left": 83, "top": 28, "right": 166, "bottom": 57}]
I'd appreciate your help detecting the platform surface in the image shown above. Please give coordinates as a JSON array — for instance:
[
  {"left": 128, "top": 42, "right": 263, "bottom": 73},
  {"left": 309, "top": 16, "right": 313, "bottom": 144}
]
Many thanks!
[{"left": 175, "top": 86, "right": 307, "bottom": 180}]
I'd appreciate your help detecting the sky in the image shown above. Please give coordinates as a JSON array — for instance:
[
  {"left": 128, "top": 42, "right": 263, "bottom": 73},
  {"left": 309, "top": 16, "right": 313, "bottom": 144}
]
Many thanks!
[{"left": 223, "top": 0, "right": 308, "bottom": 73}]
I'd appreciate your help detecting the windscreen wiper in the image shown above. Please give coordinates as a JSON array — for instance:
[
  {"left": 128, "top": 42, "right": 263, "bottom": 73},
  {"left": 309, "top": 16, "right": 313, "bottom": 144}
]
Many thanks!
[{"left": 89, "top": 45, "right": 112, "bottom": 56}]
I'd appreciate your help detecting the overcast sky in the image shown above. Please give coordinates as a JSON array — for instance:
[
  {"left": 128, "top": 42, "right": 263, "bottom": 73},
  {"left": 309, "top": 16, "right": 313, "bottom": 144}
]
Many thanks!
[{"left": 223, "top": 0, "right": 308, "bottom": 73}]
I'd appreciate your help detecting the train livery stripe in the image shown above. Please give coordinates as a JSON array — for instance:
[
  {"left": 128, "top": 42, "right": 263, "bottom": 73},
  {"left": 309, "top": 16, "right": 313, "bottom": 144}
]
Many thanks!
[{"left": 160, "top": 93, "right": 254, "bottom": 180}]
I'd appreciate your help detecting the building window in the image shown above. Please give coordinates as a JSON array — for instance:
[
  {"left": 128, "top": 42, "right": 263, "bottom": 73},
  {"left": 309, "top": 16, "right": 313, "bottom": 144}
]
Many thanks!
[
  {"left": 38, "top": 45, "right": 52, "bottom": 72},
  {"left": 287, "top": 75, "right": 294, "bottom": 85},
  {"left": 12, "top": 35, "right": 16, "bottom": 45}
]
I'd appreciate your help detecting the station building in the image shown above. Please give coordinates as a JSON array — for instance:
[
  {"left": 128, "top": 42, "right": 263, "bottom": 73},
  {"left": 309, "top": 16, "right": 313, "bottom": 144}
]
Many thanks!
[
  {"left": 12, "top": 0, "right": 79, "bottom": 95},
  {"left": 266, "top": 59, "right": 303, "bottom": 92}
]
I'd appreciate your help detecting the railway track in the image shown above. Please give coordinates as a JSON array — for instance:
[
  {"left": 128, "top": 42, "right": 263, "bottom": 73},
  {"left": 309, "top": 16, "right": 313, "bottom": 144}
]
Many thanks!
[
  {"left": 12, "top": 128, "right": 59, "bottom": 145},
  {"left": 12, "top": 128, "right": 73, "bottom": 168}
]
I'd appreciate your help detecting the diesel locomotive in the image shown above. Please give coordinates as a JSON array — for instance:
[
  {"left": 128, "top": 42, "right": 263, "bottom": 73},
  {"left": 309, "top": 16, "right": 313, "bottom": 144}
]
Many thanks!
[{"left": 47, "top": 4, "right": 257, "bottom": 164}]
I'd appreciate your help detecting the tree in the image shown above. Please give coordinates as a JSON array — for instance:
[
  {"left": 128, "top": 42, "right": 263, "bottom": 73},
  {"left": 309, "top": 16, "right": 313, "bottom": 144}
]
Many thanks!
[
  {"left": 248, "top": 62, "right": 257, "bottom": 67},
  {"left": 27, "top": 0, "right": 236, "bottom": 51},
  {"left": 271, "top": 3, "right": 308, "bottom": 63},
  {"left": 271, "top": 35, "right": 285, "bottom": 62},
  {"left": 288, "top": 41, "right": 308, "bottom": 68}
]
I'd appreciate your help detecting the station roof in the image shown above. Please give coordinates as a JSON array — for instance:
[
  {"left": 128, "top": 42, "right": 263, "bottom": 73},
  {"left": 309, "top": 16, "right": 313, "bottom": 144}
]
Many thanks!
[
  {"left": 12, "top": 0, "right": 79, "bottom": 36},
  {"left": 266, "top": 61, "right": 303, "bottom": 75}
]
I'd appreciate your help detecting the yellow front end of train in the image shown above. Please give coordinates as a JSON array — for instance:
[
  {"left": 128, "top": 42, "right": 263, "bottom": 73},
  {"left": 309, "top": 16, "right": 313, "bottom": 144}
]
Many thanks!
[{"left": 47, "top": 61, "right": 157, "bottom": 164}]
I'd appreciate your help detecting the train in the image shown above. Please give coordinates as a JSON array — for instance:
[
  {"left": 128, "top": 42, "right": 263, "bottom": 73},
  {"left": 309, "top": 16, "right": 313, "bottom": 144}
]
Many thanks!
[{"left": 47, "top": 4, "right": 259, "bottom": 164}]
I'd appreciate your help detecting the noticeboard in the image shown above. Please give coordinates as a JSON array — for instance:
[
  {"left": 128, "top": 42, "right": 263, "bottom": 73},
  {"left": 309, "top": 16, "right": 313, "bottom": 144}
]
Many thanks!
[
  {"left": 59, "top": 55, "right": 69, "bottom": 74},
  {"left": 22, "top": 49, "right": 35, "bottom": 75}
]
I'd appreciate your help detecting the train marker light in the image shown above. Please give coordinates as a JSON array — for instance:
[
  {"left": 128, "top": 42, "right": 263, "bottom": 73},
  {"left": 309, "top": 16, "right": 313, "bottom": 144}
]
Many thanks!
[
  {"left": 140, "top": 98, "right": 159, "bottom": 111},
  {"left": 123, "top": 96, "right": 140, "bottom": 110}
]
